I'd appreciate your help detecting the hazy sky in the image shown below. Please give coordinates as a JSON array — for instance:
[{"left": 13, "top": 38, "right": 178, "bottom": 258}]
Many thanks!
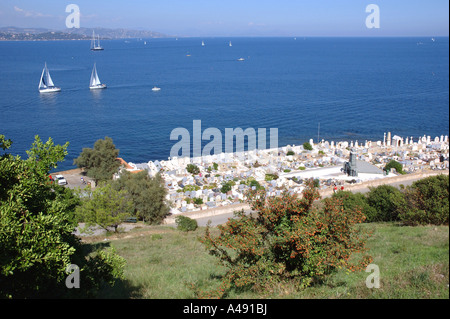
[{"left": 0, "top": 0, "right": 448, "bottom": 36}]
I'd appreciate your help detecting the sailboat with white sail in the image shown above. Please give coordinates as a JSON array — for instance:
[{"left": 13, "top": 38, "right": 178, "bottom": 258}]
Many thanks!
[
  {"left": 90, "top": 31, "right": 104, "bottom": 51},
  {"left": 38, "top": 63, "right": 61, "bottom": 93},
  {"left": 89, "top": 63, "right": 107, "bottom": 90}
]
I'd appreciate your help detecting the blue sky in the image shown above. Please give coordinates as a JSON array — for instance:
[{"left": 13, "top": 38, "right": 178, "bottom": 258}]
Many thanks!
[{"left": 0, "top": 0, "right": 448, "bottom": 36}]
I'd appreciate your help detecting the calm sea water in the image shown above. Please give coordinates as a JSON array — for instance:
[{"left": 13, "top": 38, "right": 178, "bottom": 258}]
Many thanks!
[{"left": 0, "top": 37, "right": 448, "bottom": 171}]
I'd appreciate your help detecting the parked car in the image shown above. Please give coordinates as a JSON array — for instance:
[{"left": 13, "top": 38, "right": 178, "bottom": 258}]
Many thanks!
[{"left": 54, "top": 174, "right": 68, "bottom": 185}]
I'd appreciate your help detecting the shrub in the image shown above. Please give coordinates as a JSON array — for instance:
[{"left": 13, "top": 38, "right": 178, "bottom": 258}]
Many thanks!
[
  {"left": 198, "top": 179, "right": 372, "bottom": 298},
  {"left": 366, "top": 185, "right": 403, "bottom": 222},
  {"left": 395, "top": 175, "right": 449, "bottom": 226},
  {"left": 303, "top": 142, "right": 313, "bottom": 151},
  {"left": 286, "top": 150, "right": 295, "bottom": 156},
  {"left": 193, "top": 197, "right": 204, "bottom": 205},
  {"left": 221, "top": 182, "right": 232, "bottom": 194},
  {"left": 186, "top": 164, "right": 200, "bottom": 175},
  {"left": 331, "top": 191, "right": 377, "bottom": 222},
  {"left": 265, "top": 174, "right": 279, "bottom": 181},
  {"left": 384, "top": 160, "right": 405, "bottom": 175},
  {"left": 175, "top": 215, "right": 198, "bottom": 232}
]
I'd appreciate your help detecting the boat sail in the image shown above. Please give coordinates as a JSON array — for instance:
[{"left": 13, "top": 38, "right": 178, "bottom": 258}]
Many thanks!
[
  {"left": 39, "top": 63, "right": 61, "bottom": 93},
  {"left": 202, "top": 40, "right": 205, "bottom": 47},
  {"left": 90, "top": 31, "right": 104, "bottom": 51},
  {"left": 89, "top": 63, "right": 107, "bottom": 90},
  {"left": 229, "top": 41, "right": 232, "bottom": 47}
]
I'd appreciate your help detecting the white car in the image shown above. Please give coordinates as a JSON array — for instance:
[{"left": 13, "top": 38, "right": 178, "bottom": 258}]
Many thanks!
[{"left": 54, "top": 175, "right": 68, "bottom": 186}]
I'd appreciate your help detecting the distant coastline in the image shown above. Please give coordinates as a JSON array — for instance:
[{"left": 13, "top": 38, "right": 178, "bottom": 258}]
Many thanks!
[{"left": 0, "top": 26, "right": 170, "bottom": 41}]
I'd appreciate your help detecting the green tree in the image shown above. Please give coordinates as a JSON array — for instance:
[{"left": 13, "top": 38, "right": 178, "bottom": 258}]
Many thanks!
[
  {"left": 0, "top": 135, "right": 125, "bottom": 298},
  {"left": 77, "top": 183, "right": 133, "bottom": 233},
  {"left": 221, "top": 182, "right": 232, "bottom": 194},
  {"left": 384, "top": 160, "right": 405, "bottom": 175},
  {"left": 186, "top": 164, "right": 200, "bottom": 175},
  {"left": 303, "top": 142, "right": 313, "bottom": 151},
  {"left": 111, "top": 171, "right": 171, "bottom": 224},
  {"left": 198, "top": 179, "right": 372, "bottom": 298},
  {"left": 73, "top": 137, "right": 120, "bottom": 184}
]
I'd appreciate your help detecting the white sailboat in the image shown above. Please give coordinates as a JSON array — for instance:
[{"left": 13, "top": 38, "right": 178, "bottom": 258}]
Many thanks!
[
  {"left": 202, "top": 40, "right": 205, "bottom": 47},
  {"left": 39, "top": 63, "right": 61, "bottom": 93},
  {"left": 229, "top": 41, "right": 232, "bottom": 47},
  {"left": 90, "top": 31, "right": 104, "bottom": 51},
  {"left": 89, "top": 63, "right": 107, "bottom": 90}
]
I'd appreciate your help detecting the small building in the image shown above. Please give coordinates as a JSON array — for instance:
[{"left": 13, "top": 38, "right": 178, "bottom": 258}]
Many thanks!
[{"left": 343, "top": 153, "right": 383, "bottom": 177}]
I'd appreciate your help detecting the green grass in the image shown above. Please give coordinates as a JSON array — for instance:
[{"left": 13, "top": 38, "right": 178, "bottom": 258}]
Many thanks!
[{"left": 95, "top": 223, "right": 449, "bottom": 299}]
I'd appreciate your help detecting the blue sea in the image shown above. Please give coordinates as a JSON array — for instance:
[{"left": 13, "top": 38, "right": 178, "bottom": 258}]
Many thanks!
[{"left": 0, "top": 37, "right": 448, "bottom": 172}]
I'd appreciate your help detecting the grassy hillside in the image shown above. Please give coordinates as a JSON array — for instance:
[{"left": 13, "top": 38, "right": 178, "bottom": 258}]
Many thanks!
[{"left": 93, "top": 222, "right": 448, "bottom": 299}]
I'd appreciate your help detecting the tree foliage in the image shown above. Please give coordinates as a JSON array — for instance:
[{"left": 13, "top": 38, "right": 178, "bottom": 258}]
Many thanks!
[
  {"left": 384, "top": 160, "right": 405, "bottom": 175},
  {"left": 198, "top": 179, "right": 372, "bottom": 298},
  {"left": 175, "top": 215, "right": 198, "bottom": 232},
  {"left": 73, "top": 137, "right": 120, "bottom": 183},
  {"left": 186, "top": 164, "right": 200, "bottom": 175},
  {"left": 76, "top": 183, "right": 133, "bottom": 233},
  {"left": 0, "top": 135, "right": 125, "bottom": 298},
  {"left": 366, "top": 185, "right": 403, "bottom": 222},
  {"left": 394, "top": 175, "right": 449, "bottom": 226},
  {"left": 111, "top": 171, "right": 171, "bottom": 224},
  {"left": 303, "top": 142, "right": 313, "bottom": 151}
]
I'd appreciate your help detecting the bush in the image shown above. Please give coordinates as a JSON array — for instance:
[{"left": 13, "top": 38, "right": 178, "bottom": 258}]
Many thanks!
[
  {"left": 186, "top": 164, "right": 200, "bottom": 175},
  {"left": 331, "top": 191, "right": 377, "bottom": 222},
  {"left": 366, "top": 185, "right": 403, "bottom": 222},
  {"left": 395, "top": 175, "right": 449, "bottom": 226},
  {"left": 384, "top": 160, "right": 405, "bottom": 175},
  {"left": 175, "top": 215, "right": 198, "bottom": 232},
  {"left": 198, "top": 179, "right": 372, "bottom": 298},
  {"left": 221, "top": 182, "right": 232, "bottom": 194},
  {"left": 265, "top": 173, "right": 279, "bottom": 181},
  {"left": 286, "top": 150, "right": 295, "bottom": 156},
  {"left": 303, "top": 142, "right": 313, "bottom": 151}
]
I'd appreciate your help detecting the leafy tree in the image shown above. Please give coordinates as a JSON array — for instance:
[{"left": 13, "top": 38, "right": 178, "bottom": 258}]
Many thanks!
[
  {"left": 73, "top": 137, "right": 120, "bottom": 184},
  {"left": 76, "top": 183, "right": 133, "bottom": 233},
  {"left": 384, "top": 160, "right": 405, "bottom": 175},
  {"left": 111, "top": 171, "right": 171, "bottom": 224},
  {"left": 0, "top": 135, "right": 125, "bottom": 298},
  {"left": 221, "top": 182, "right": 233, "bottom": 194},
  {"left": 198, "top": 179, "right": 372, "bottom": 298},
  {"left": 394, "top": 175, "right": 449, "bottom": 226},
  {"left": 303, "top": 142, "right": 313, "bottom": 151},
  {"left": 366, "top": 185, "right": 403, "bottom": 222},
  {"left": 286, "top": 150, "right": 295, "bottom": 156},
  {"left": 186, "top": 164, "right": 200, "bottom": 175}
]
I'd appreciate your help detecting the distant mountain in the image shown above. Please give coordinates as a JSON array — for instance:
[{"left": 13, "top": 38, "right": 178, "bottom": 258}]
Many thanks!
[{"left": 0, "top": 26, "right": 170, "bottom": 41}]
